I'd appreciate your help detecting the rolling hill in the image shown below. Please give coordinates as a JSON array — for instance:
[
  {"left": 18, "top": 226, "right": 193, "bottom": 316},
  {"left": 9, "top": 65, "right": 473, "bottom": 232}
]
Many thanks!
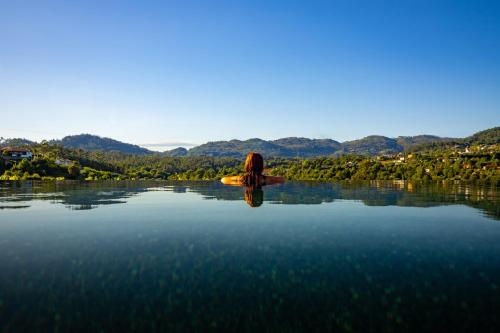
[
  {"left": 54, "top": 134, "right": 153, "bottom": 155},
  {"left": 343, "top": 136, "right": 402, "bottom": 155},
  {"left": 396, "top": 135, "right": 454, "bottom": 150},
  {"left": 465, "top": 126, "right": 500, "bottom": 145},
  {"left": 271, "top": 138, "right": 342, "bottom": 157},
  {"left": 0, "top": 138, "right": 35, "bottom": 148},
  {"left": 162, "top": 147, "right": 189, "bottom": 157},
  {"left": 188, "top": 138, "right": 288, "bottom": 157},
  {"left": 2, "top": 127, "right": 498, "bottom": 157}
]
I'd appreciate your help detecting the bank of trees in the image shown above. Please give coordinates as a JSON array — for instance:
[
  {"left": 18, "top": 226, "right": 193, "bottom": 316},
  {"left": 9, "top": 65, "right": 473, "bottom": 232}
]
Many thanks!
[
  {"left": 0, "top": 143, "right": 498, "bottom": 184},
  {"left": 267, "top": 153, "right": 498, "bottom": 183}
]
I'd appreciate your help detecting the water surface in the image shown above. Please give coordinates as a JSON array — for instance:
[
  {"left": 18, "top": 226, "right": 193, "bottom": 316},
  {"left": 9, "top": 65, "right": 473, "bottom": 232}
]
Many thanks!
[{"left": 0, "top": 181, "right": 499, "bottom": 332}]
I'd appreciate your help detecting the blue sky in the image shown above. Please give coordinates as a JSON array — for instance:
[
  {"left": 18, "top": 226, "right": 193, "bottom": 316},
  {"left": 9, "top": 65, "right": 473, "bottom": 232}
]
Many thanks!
[{"left": 1, "top": 0, "right": 499, "bottom": 150}]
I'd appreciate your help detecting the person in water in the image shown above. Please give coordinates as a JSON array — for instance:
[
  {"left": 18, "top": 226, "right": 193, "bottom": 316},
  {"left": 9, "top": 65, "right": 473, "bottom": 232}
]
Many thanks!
[{"left": 221, "top": 152, "right": 285, "bottom": 186}]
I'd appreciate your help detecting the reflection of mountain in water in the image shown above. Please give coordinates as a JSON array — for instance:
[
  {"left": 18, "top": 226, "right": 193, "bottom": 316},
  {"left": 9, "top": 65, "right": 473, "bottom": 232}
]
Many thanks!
[
  {"left": 0, "top": 180, "right": 498, "bottom": 220},
  {"left": 186, "top": 181, "right": 499, "bottom": 220},
  {"left": 0, "top": 181, "right": 152, "bottom": 210}
]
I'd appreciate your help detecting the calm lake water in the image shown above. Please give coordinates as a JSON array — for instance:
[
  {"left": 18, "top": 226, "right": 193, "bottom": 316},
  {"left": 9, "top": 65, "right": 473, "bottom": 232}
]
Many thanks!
[{"left": 0, "top": 180, "right": 499, "bottom": 332}]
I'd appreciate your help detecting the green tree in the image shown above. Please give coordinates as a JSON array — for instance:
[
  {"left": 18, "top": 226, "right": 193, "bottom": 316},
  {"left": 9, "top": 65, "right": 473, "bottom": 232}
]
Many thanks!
[{"left": 68, "top": 162, "right": 81, "bottom": 179}]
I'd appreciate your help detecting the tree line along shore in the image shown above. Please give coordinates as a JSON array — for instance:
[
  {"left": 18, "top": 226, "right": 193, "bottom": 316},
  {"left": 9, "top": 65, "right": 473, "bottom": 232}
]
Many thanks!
[{"left": 0, "top": 142, "right": 498, "bottom": 185}]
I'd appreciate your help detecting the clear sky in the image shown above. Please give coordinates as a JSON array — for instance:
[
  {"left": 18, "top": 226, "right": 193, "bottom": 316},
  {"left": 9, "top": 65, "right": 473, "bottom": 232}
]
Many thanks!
[{"left": 1, "top": 0, "right": 499, "bottom": 150}]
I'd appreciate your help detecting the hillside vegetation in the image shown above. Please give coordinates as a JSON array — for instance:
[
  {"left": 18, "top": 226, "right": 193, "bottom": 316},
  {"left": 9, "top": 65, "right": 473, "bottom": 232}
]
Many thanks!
[
  {"left": 465, "top": 127, "right": 500, "bottom": 145},
  {"left": 0, "top": 141, "right": 497, "bottom": 184},
  {"left": 2, "top": 127, "right": 497, "bottom": 157},
  {"left": 53, "top": 134, "right": 153, "bottom": 155},
  {"left": 0, "top": 127, "right": 497, "bottom": 184},
  {"left": 176, "top": 127, "right": 499, "bottom": 157}
]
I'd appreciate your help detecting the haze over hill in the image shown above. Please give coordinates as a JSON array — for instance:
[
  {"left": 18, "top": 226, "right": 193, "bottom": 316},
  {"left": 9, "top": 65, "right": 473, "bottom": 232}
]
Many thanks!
[{"left": 1, "top": 127, "right": 498, "bottom": 158}]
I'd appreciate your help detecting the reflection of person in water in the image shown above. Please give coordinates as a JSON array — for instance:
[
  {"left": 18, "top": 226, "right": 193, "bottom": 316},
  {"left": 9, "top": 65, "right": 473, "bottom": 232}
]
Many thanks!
[
  {"left": 221, "top": 152, "right": 285, "bottom": 186},
  {"left": 244, "top": 186, "right": 264, "bottom": 207}
]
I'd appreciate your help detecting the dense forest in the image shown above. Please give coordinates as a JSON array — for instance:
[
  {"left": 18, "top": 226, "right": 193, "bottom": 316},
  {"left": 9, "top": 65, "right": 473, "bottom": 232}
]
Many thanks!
[{"left": 0, "top": 140, "right": 498, "bottom": 185}]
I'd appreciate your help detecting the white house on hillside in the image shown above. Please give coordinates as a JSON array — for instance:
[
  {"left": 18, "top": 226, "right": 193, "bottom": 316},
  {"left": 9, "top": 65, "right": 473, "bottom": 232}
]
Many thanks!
[{"left": 1, "top": 147, "right": 33, "bottom": 160}]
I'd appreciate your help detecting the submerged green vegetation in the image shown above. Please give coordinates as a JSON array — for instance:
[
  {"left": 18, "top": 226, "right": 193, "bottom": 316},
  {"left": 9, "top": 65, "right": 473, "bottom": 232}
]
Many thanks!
[{"left": 0, "top": 141, "right": 498, "bottom": 185}]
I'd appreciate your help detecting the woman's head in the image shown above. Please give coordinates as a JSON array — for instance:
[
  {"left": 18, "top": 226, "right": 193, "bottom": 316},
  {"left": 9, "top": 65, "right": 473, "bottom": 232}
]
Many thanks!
[{"left": 244, "top": 152, "right": 264, "bottom": 175}]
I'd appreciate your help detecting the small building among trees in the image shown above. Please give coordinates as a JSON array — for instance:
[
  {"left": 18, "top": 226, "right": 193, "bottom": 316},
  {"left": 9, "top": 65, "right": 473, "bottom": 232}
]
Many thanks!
[{"left": 1, "top": 147, "right": 33, "bottom": 160}]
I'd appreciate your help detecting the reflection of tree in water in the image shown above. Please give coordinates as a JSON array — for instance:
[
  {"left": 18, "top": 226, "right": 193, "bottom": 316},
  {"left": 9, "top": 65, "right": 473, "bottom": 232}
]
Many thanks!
[
  {"left": 172, "top": 186, "right": 188, "bottom": 193},
  {"left": 187, "top": 181, "right": 500, "bottom": 220},
  {"left": 0, "top": 205, "right": 30, "bottom": 210},
  {"left": 0, "top": 180, "right": 498, "bottom": 219},
  {"left": 0, "top": 181, "right": 152, "bottom": 210},
  {"left": 57, "top": 189, "right": 139, "bottom": 210}
]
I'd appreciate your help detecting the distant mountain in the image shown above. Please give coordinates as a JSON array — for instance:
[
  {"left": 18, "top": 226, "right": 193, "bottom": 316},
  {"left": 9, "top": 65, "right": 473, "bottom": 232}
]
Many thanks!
[
  {"left": 185, "top": 127, "right": 498, "bottom": 157},
  {"left": 343, "top": 136, "right": 402, "bottom": 155},
  {"left": 396, "top": 135, "right": 454, "bottom": 150},
  {"left": 163, "top": 147, "right": 188, "bottom": 157},
  {"left": 2, "top": 127, "right": 498, "bottom": 157},
  {"left": 466, "top": 127, "right": 500, "bottom": 145},
  {"left": 406, "top": 127, "right": 500, "bottom": 151},
  {"left": 0, "top": 138, "right": 35, "bottom": 148},
  {"left": 187, "top": 137, "right": 343, "bottom": 158},
  {"left": 55, "top": 134, "right": 153, "bottom": 155},
  {"left": 188, "top": 138, "right": 289, "bottom": 157},
  {"left": 271, "top": 138, "right": 342, "bottom": 157},
  {"left": 189, "top": 135, "right": 407, "bottom": 157}
]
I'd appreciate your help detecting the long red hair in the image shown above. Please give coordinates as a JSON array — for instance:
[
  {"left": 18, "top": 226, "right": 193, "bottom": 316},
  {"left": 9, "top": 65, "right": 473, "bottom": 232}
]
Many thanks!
[
  {"left": 244, "top": 152, "right": 264, "bottom": 174},
  {"left": 241, "top": 152, "right": 264, "bottom": 186}
]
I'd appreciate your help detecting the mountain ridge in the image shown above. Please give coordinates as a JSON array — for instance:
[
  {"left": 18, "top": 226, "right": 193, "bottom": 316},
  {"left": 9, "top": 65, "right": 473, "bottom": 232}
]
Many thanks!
[
  {"left": 1, "top": 127, "right": 498, "bottom": 157},
  {"left": 53, "top": 134, "right": 153, "bottom": 155}
]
